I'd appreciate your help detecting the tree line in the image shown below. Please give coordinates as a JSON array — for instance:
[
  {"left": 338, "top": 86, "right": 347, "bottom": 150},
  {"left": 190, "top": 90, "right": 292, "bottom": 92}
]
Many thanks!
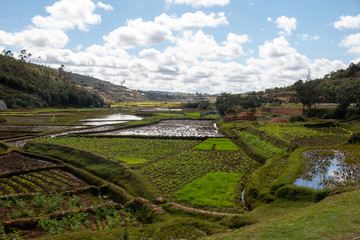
[{"left": 216, "top": 62, "right": 360, "bottom": 119}]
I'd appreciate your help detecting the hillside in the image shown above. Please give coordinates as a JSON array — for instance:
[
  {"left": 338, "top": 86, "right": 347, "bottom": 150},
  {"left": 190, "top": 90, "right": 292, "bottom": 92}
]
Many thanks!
[{"left": 0, "top": 54, "right": 104, "bottom": 109}]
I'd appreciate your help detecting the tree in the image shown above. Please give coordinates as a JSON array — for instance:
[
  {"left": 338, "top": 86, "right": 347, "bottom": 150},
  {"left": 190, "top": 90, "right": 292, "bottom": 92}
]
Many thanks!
[
  {"left": 241, "top": 92, "right": 264, "bottom": 112},
  {"left": 294, "top": 80, "right": 322, "bottom": 113},
  {"left": 18, "top": 49, "right": 31, "bottom": 62},
  {"left": 215, "top": 93, "right": 242, "bottom": 116}
]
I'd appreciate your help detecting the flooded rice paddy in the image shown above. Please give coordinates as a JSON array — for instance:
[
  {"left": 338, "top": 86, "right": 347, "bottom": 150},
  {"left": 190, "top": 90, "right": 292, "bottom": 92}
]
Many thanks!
[
  {"left": 97, "top": 119, "right": 225, "bottom": 137},
  {"left": 80, "top": 113, "right": 142, "bottom": 126},
  {"left": 294, "top": 149, "right": 360, "bottom": 189}
]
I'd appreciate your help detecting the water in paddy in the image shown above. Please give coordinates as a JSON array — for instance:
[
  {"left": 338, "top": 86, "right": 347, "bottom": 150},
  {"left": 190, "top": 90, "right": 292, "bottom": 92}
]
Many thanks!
[
  {"left": 81, "top": 113, "right": 142, "bottom": 126},
  {"left": 97, "top": 119, "right": 225, "bottom": 137},
  {"left": 294, "top": 149, "right": 360, "bottom": 189}
]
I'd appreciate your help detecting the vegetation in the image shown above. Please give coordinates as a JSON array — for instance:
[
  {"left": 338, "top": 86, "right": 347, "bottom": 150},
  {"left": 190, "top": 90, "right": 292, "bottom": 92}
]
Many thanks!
[
  {"left": 237, "top": 131, "right": 286, "bottom": 155},
  {"left": 32, "top": 137, "right": 199, "bottom": 165},
  {"left": 174, "top": 172, "right": 242, "bottom": 208},
  {"left": 193, "top": 138, "right": 239, "bottom": 151},
  {"left": 0, "top": 53, "right": 104, "bottom": 108}
]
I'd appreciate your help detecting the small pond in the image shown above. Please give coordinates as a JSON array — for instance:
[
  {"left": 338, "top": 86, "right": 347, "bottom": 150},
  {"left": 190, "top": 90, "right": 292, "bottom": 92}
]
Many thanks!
[
  {"left": 97, "top": 119, "right": 225, "bottom": 137},
  {"left": 294, "top": 149, "right": 360, "bottom": 189},
  {"left": 80, "top": 113, "right": 142, "bottom": 126}
]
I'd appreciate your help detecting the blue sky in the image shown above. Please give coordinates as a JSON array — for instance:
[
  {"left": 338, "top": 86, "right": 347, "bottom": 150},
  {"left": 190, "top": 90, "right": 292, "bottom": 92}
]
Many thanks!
[{"left": 0, "top": 0, "right": 359, "bottom": 93}]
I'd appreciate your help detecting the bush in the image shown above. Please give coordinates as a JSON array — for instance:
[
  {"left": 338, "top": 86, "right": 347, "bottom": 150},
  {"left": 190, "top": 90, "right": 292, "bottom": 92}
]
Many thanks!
[
  {"left": 275, "top": 185, "right": 329, "bottom": 202},
  {"left": 289, "top": 115, "right": 305, "bottom": 123}
]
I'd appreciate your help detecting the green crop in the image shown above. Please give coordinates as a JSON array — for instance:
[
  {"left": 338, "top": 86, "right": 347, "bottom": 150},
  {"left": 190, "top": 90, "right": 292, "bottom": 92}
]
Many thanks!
[
  {"left": 193, "top": 138, "right": 239, "bottom": 151},
  {"left": 238, "top": 131, "right": 286, "bottom": 155},
  {"left": 174, "top": 172, "right": 241, "bottom": 208},
  {"left": 34, "top": 137, "right": 199, "bottom": 165}
]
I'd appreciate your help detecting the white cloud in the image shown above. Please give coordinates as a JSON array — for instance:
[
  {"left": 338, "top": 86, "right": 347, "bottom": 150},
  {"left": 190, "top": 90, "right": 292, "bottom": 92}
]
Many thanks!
[
  {"left": 274, "top": 16, "right": 297, "bottom": 36},
  {"left": 155, "top": 11, "right": 228, "bottom": 31},
  {"left": 32, "top": 0, "right": 102, "bottom": 31},
  {"left": 173, "top": 30, "right": 249, "bottom": 60},
  {"left": 299, "top": 34, "right": 320, "bottom": 41},
  {"left": 334, "top": 14, "right": 360, "bottom": 30},
  {"left": 267, "top": 17, "right": 273, "bottom": 22},
  {"left": 340, "top": 33, "right": 360, "bottom": 55},
  {"left": 166, "top": 0, "right": 230, "bottom": 8},
  {"left": 103, "top": 18, "right": 172, "bottom": 48},
  {"left": 96, "top": 1, "right": 114, "bottom": 11},
  {"left": 0, "top": 28, "right": 69, "bottom": 49}
]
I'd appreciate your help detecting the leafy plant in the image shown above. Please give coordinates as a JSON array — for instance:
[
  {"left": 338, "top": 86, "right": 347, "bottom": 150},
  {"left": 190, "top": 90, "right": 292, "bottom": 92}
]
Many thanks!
[{"left": 193, "top": 138, "right": 239, "bottom": 151}]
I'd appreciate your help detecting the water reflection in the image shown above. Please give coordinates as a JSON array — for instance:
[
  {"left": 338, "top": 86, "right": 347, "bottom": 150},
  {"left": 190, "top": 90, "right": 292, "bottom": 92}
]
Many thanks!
[
  {"left": 294, "top": 149, "right": 360, "bottom": 189},
  {"left": 81, "top": 113, "right": 142, "bottom": 125},
  {"left": 97, "top": 119, "right": 225, "bottom": 137}
]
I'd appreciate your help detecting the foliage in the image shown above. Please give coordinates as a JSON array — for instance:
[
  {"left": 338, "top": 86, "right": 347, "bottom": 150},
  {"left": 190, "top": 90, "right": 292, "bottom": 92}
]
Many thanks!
[
  {"left": 289, "top": 115, "right": 305, "bottom": 123},
  {"left": 215, "top": 93, "right": 242, "bottom": 116},
  {"left": 174, "top": 172, "right": 242, "bottom": 208},
  {"left": 193, "top": 138, "right": 239, "bottom": 151},
  {"left": 294, "top": 80, "right": 322, "bottom": 112}
]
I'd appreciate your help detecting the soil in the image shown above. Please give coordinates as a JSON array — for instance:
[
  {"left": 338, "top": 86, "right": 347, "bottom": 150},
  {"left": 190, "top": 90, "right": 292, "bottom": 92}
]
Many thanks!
[{"left": 0, "top": 152, "right": 56, "bottom": 174}]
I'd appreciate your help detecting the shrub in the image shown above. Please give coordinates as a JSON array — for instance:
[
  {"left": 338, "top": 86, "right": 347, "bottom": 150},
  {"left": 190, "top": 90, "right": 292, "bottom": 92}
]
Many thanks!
[
  {"left": 275, "top": 185, "right": 329, "bottom": 202},
  {"left": 289, "top": 115, "right": 305, "bottom": 123}
]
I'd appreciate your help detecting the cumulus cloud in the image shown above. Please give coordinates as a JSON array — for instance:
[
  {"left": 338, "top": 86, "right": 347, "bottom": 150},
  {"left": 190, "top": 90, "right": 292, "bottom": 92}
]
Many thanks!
[
  {"left": 340, "top": 33, "right": 360, "bottom": 55},
  {"left": 103, "top": 18, "right": 172, "bottom": 48},
  {"left": 173, "top": 30, "right": 249, "bottom": 60},
  {"left": 155, "top": 11, "right": 228, "bottom": 31},
  {"left": 0, "top": 28, "right": 69, "bottom": 49},
  {"left": 334, "top": 14, "right": 360, "bottom": 30},
  {"left": 32, "top": 0, "right": 103, "bottom": 31},
  {"left": 274, "top": 16, "right": 297, "bottom": 35},
  {"left": 166, "top": 0, "right": 230, "bottom": 8},
  {"left": 96, "top": 1, "right": 114, "bottom": 11}
]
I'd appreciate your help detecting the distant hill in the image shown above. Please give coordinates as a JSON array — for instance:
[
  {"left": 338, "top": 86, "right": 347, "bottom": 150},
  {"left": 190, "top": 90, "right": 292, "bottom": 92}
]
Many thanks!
[{"left": 0, "top": 54, "right": 104, "bottom": 109}]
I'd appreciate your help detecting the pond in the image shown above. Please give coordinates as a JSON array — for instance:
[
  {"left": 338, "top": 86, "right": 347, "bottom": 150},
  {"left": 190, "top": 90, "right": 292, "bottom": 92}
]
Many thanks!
[
  {"left": 294, "top": 149, "right": 360, "bottom": 189},
  {"left": 97, "top": 119, "right": 225, "bottom": 137},
  {"left": 80, "top": 113, "right": 143, "bottom": 126}
]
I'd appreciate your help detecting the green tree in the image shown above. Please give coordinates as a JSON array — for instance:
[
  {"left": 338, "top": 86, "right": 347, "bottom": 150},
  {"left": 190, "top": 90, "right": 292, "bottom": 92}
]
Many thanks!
[
  {"left": 294, "top": 80, "right": 322, "bottom": 113},
  {"left": 215, "top": 93, "right": 242, "bottom": 116}
]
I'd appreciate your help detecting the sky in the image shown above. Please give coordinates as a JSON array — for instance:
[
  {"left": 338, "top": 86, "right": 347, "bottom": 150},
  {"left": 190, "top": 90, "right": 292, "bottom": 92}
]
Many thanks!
[{"left": 0, "top": 0, "right": 359, "bottom": 94}]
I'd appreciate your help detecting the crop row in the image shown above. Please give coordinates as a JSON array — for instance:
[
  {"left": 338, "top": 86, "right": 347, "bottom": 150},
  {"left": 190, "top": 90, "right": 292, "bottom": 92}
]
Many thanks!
[
  {"left": 237, "top": 130, "right": 286, "bottom": 155},
  {"left": 0, "top": 169, "right": 87, "bottom": 196},
  {"left": 259, "top": 124, "right": 350, "bottom": 141},
  {"left": 33, "top": 137, "right": 200, "bottom": 165},
  {"left": 141, "top": 149, "right": 260, "bottom": 195}
]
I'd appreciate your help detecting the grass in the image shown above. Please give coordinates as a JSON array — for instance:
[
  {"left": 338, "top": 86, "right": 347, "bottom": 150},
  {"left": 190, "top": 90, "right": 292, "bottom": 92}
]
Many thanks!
[
  {"left": 193, "top": 138, "right": 239, "bottom": 151},
  {"left": 208, "top": 189, "right": 360, "bottom": 240},
  {"left": 115, "top": 157, "right": 148, "bottom": 165},
  {"left": 238, "top": 131, "right": 286, "bottom": 155},
  {"left": 174, "top": 172, "right": 242, "bottom": 208}
]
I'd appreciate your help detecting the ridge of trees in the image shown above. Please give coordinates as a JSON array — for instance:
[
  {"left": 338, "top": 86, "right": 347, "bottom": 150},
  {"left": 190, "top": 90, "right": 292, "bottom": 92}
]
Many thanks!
[
  {"left": 216, "top": 62, "right": 360, "bottom": 118},
  {"left": 0, "top": 51, "right": 104, "bottom": 108}
]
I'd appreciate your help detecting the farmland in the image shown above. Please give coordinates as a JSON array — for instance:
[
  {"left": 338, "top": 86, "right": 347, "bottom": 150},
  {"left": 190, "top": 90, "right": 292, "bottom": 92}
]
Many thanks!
[{"left": 0, "top": 106, "right": 360, "bottom": 239}]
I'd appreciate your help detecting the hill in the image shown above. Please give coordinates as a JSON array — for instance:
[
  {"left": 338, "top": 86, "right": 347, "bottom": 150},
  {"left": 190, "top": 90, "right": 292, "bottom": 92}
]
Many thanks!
[{"left": 0, "top": 54, "right": 104, "bottom": 109}]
